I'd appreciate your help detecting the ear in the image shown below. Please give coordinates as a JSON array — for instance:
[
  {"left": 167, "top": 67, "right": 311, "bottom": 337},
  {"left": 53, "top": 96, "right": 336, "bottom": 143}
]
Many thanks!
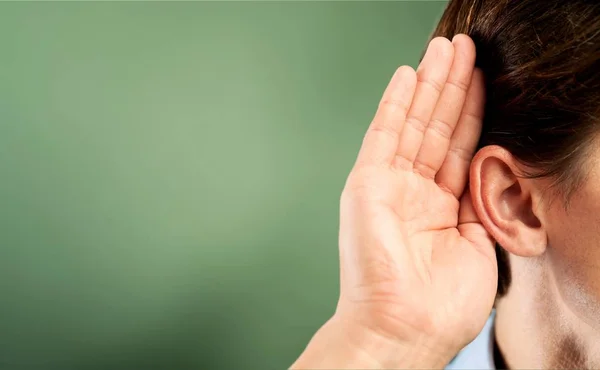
[{"left": 469, "top": 145, "right": 547, "bottom": 257}]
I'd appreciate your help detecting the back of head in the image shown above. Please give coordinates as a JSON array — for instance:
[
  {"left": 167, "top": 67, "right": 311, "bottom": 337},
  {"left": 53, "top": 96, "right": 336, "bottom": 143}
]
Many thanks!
[{"left": 431, "top": 0, "right": 600, "bottom": 296}]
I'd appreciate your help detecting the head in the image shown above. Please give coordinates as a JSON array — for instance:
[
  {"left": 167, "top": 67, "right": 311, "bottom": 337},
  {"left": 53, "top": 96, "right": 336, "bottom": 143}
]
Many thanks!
[{"left": 432, "top": 0, "right": 600, "bottom": 365}]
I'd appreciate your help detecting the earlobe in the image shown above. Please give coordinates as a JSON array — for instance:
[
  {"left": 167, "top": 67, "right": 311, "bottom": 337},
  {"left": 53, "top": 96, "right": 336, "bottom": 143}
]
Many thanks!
[{"left": 470, "top": 145, "right": 547, "bottom": 257}]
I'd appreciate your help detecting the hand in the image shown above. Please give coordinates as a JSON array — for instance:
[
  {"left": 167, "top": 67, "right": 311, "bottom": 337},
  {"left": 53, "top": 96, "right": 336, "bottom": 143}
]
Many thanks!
[{"left": 293, "top": 35, "right": 497, "bottom": 369}]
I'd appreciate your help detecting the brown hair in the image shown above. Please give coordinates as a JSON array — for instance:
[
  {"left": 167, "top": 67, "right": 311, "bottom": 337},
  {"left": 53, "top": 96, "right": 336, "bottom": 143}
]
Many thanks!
[{"left": 432, "top": 0, "right": 600, "bottom": 296}]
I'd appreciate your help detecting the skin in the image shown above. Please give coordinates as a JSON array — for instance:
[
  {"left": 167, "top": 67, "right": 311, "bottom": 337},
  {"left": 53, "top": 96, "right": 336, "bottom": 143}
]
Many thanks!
[
  {"left": 293, "top": 33, "right": 600, "bottom": 368},
  {"left": 470, "top": 144, "right": 600, "bottom": 368},
  {"left": 291, "top": 35, "right": 496, "bottom": 369}
]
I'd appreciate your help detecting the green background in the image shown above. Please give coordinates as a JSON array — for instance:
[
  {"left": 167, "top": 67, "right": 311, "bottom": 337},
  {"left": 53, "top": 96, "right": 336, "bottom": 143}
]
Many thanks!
[{"left": 0, "top": 2, "right": 445, "bottom": 369}]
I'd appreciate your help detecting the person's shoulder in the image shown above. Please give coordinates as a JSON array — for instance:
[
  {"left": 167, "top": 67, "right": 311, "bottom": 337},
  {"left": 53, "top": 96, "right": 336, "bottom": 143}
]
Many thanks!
[{"left": 445, "top": 311, "right": 496, "bottom": 370}]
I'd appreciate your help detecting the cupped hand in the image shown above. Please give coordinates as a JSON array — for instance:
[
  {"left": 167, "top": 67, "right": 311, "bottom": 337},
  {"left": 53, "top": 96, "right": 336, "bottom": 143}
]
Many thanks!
[
  {"left": 337, "top": 34, "right": 497, "bottom": 357},
  {"left": 293, "top": 34, "right": 497, "bottom": 370}
]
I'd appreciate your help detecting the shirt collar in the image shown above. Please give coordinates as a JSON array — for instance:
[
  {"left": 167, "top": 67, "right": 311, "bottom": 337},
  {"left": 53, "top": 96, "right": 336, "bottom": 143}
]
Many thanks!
[{"left": 445, "top": 310, "right": 496, "bottom": 370}]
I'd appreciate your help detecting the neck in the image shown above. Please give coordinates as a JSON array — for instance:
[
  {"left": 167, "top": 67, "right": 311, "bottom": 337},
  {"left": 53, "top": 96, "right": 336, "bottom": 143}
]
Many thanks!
[{"left": 494, "top": 254, "right": 600, "bottom": 369}]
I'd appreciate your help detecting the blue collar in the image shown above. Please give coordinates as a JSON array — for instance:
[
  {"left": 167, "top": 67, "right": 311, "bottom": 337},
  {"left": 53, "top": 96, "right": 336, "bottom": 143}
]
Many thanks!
[{"left": 445, "top": 311, "right": 496, "bottom": 370}]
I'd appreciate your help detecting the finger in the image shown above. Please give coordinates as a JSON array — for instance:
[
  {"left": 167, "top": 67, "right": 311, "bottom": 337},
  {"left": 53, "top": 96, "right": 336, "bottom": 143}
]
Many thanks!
[
  {"left": 355, "top": 66, "right": 417, "bottom": 167},
  {"left": 458, "top": 189, "right": 495, "bottom": 254},
  {"left": 435, "top": 68, "right": 485, "bottom": 198},
  {"left": 394, "top": 37, "right": 454, "bottom": 170},
  {"left": 413, "top": 34, "right": 476, "bottom": 179}
]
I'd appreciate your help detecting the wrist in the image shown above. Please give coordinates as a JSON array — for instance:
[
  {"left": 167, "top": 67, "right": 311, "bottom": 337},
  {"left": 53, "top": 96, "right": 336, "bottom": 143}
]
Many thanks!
[{"left": 292, "top": 314, "right": 454, "bottom": 369}]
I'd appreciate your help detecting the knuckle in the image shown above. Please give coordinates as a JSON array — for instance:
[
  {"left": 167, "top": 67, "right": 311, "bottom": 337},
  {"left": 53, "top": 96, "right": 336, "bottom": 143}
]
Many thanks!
[
  {"left": 413, "top": 162, "right": 437, "bottom": 180},
  {"left": 428, "top": 118, "right": 454, "bottom": 140},
  {"left": 446, "top": 78, "right": 470, "bottom": 93},
  {"left": 418, "top": 75, "right": 445, "bottom": 94},
  {"left": 405, "top": 116, "right": 428, "bottom": 134},
  {"left": 462, "top": 110, "right": 484, "bottom": 122},
  {"left": 365, "top": 124, "right": 398, "bottom": 140},
  {"left": 448, "top": 145, "right": 474, "bottom": 162},
  {"left": 379, "top": 98, "right": 410, "bottom": 114}
]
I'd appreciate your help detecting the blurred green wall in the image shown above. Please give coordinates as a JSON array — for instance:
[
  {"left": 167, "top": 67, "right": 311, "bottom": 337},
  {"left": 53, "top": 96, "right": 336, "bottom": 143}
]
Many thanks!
[{"left": 0, "top": 2, "right": 446, "bottom": 369}]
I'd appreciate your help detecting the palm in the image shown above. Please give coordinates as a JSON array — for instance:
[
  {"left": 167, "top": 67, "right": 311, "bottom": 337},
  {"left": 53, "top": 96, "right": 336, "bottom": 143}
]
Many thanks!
[
  {"left": 338, "top": 36, "right": 497, "bottom": 354},
  {"left": 342, "top": 166, "right": 496, "bottom": 345}
]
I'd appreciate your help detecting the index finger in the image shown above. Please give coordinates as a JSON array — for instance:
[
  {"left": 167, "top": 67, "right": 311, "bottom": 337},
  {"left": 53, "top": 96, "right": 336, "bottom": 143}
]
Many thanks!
[{"left": 435, "top": 68, "right": 485, "bottom": 198}]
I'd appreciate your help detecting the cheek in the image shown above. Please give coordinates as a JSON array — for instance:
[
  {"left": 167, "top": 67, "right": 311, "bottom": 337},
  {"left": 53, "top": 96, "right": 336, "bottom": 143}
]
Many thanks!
[{"left": 544, "top": 193, "right": 600, "bottom": 325}]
